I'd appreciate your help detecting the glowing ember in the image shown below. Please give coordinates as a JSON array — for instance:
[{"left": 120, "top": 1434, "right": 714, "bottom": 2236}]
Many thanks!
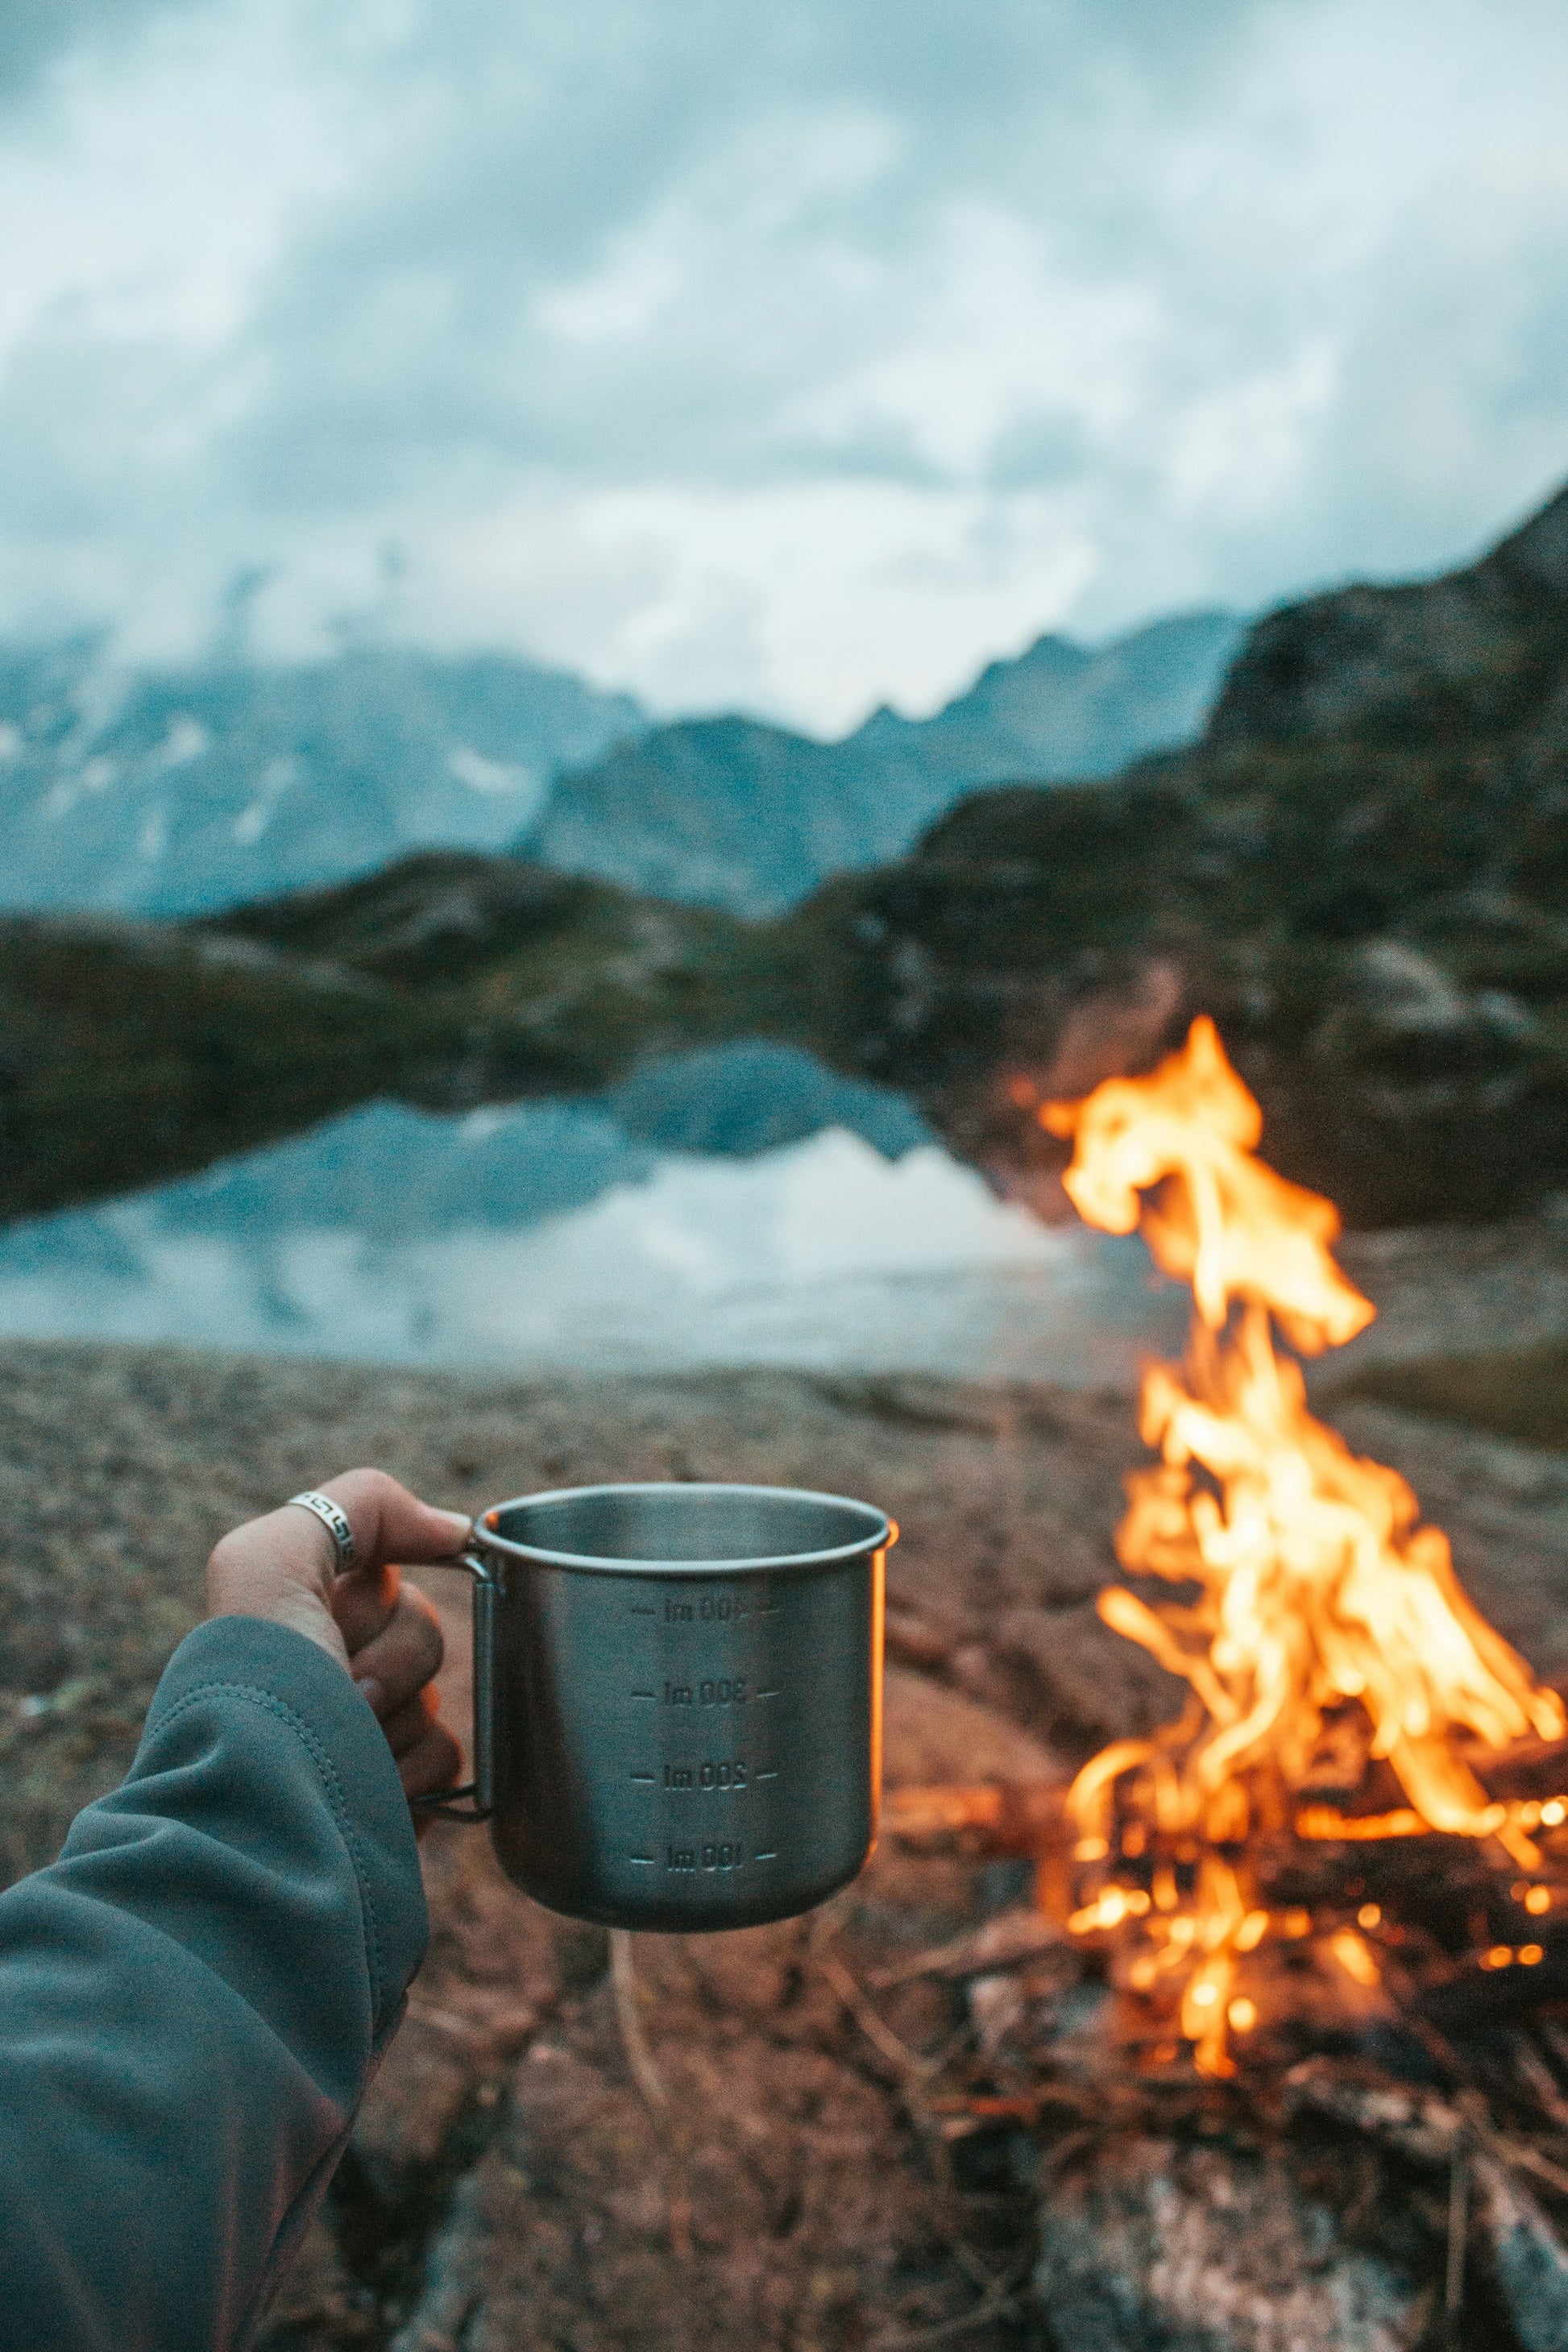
[{"left": 1042, "top": 1015, "right": 1566, "bottom": 2074}]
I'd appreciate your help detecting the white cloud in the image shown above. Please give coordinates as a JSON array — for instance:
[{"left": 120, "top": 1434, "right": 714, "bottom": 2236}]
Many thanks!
[{"left": 0, "top": 0, "right": 1566, "bottom": 728}]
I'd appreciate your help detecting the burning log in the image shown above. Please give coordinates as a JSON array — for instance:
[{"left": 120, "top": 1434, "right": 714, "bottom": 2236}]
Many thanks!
[{"left": 881, "top": 1781, "right": 1065, "bottom": 1855}]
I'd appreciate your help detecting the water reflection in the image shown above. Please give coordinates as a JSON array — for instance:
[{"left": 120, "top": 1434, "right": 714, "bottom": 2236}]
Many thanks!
[{"left": 0, "top": 1043, "right": 1184, "bottom": 1382}]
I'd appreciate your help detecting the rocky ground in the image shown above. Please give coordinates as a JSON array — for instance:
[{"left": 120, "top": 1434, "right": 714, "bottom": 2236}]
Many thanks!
[{"left": 2, "top": 1321, "right": 1567, "bottom": 2346}]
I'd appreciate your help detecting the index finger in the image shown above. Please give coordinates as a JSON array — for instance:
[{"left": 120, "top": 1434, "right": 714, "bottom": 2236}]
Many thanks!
[{"left": 309, "top": 1469, "right": 472, "bottom": 1578}]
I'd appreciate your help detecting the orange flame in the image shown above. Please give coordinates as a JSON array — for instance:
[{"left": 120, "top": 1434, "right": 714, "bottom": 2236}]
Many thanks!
[{"left": 1043, "top": 1017, "right": 1565, "bottom": 2071}]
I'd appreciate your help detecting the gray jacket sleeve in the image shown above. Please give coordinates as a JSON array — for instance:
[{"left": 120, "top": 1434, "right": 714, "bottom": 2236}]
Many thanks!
[{"left": 0, "top": 1615, "right": 429, "bottom": 2352}]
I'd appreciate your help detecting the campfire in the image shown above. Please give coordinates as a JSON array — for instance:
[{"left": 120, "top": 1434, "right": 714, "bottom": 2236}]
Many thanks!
[
  {"left": 890, "top": 1018, "right": 1568, "bottom": 2085},
  {"left": 1038, "top": 1015, "right": 1568, "bottom": 2077}
]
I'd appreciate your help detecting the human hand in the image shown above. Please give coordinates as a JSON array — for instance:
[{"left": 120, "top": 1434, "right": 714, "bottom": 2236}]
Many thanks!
[{"left": 206, "top": 1468, "right": 470, "bottom": 1802}]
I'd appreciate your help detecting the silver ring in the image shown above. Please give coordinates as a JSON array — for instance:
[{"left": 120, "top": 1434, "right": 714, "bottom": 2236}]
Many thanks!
[{"left": 284, "top": 1490, "right": 358, "bottom": 1571}]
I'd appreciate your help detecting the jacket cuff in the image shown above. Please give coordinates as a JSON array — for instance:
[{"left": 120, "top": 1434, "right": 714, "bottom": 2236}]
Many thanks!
[{"left": 139, "top": 1615, "right": 427, "bottom": 2027}]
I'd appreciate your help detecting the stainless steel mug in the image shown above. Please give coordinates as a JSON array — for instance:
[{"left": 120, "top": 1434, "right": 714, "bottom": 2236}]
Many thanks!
[{"left": 427, "top": 1483, "right": 894, "bottom": 1932}]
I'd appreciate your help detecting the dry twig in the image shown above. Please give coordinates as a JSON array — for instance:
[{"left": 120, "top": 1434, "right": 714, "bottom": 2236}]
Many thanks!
[
  {"left": 1444, "top": 2136, "right": 1468, "bottom": 2328},
  {"left": 608, "top": 1930, "right": 693, "bottom": 2260},
  {"left": 817, "top": 1945, "right": 942, "bottom": 2083},
  {"left": 609, "top": 1927, "right": 669, "bottom": 2115},
  {"left": 867, "top": 2268, "right": 1028, "bottom": 2349},
  {"left": 868, "top": 1907, "right": 1063, "bottom": 1991},
  {"left": 816, "top": 1941, "right": 1022, "bottom": 2307}
]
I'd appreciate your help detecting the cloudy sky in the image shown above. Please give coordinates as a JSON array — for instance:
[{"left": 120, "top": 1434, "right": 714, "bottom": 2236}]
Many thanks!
[{"left": 2, "top": 0, "right": 1567, "bottom": 731}]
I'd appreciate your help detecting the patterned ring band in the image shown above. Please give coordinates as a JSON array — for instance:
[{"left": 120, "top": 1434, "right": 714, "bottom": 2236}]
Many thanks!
[{"left": 284, "top": 1490, "right": 359, "bottom": 1572}]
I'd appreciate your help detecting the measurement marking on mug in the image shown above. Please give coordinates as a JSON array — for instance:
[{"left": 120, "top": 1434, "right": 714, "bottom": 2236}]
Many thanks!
[
  {"left": 665, "top": 1841, "right": 745, "bottom": 1873},
  {"left": 754, "top": 1852, "right": 778, "bottom": 1862},
  {"left": 662, "top": 1678, "right": 749, "bottom": 1707},
  {"left": 658, "top": 1759, "right": 749, "bottom": 1790},
  {"left": 757, "top": 1687, "right": 781, "bottom": 1700},
  {"left": 628, "top": 1604, "right": 657, "bottom": 1616},
  {"left": 631, "top": 1688, "right": 656, "bottom": 1700},
  {"left": 657, "top": 1594, "right": 753, "bottom": 1624},
  {"left": 756, "top": 1769, "right": 779, "bottom": 1781},
  {"left": 629, "top": 1770, "right": 656, "bottom": 1783},
  {"left": 628, "top": 1854, "right": 656, "bottom": 1866}
]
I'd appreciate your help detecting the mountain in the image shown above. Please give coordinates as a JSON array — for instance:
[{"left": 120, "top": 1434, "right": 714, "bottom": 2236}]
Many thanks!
[
  {"left": 9, "top": 486, "right": 1568, "bottom": 1235},
  {"left": 0, "top": 608, "right": 1242, "bottom": 923},
  {"left": 1208, "top": 485, "right": 1568, "bottom": 753},
  {"left": 799, "top": 481, "right": 1568, "bottom": 1226},
  {"left": 0, "top": 640, "right": 645, "bottom": 917},
  {"left": 521, "top": 610, "right": 1244, "bottom": 915},
  {"left": 860, "top": 608, "right": 1247, "bottom": 778},
  {"left": 0, "top": 849, "right": 774, "bottom": 1222}
]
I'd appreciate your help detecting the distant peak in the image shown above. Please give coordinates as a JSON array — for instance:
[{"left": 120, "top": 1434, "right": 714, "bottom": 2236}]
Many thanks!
[
  {"left": 1001, "top": 633, "right": 1092, "bottom": 677},
  {"left": 1492, "top": 477, "right": 1568, "bottom": 599}
]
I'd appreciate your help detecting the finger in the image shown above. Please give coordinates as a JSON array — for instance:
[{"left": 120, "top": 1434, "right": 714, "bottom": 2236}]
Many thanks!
[
  {"left": 313, "top": 1470, "right": 472, "bottom": 1579},
  {"left": 397, "top": 1718, "right": 463, "bottom": 1802},
  {"left": 376, "top": 1684, "right": 440, "bottom": 1759},
  {"left": 346, "top": 1586, "right": 444, "bottom": 1717},
  {"left": 331, "top": 1559, "right": 402, "bottom": 1658}
]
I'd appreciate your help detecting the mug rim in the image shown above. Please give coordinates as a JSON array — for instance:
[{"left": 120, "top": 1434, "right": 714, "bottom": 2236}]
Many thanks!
[{"left": 471, "top": 1480, "right": 894, "bottom": 1576}]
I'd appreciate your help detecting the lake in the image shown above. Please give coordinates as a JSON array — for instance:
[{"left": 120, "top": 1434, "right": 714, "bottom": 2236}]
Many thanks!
[{"left": 0, "top": 1043, "right": 1185, "bottom": 1383}]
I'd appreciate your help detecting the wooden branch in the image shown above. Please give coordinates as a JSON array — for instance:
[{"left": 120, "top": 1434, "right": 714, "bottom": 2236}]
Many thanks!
[
  {"left": 867, "top": 1906, "right": 1066, "bottom": 1991},
  {"left": 882, "top": 1781, "right": 1067, "bottom": 1856}
]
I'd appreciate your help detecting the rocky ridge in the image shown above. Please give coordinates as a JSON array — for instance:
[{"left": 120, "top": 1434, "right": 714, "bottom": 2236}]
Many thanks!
[
  {"left": 522, "top": 611, "right": 1242, "bottom": 916},
  {"left": 796, "top": 482, "right": 1568, "bottom": 1226},
  {"left": 0, "top": 641, "right": 645, "bottom": 918},
  {"left": 0, "top": 608, "right": 1240, "bottom": 927}
]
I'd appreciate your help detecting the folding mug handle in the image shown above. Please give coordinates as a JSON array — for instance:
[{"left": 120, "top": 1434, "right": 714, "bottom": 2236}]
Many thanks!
[{"left": 413, "top": 1545, "right": 499, "bottom": 1821}]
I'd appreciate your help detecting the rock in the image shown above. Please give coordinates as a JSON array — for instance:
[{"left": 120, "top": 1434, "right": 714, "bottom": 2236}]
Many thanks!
[
  {"left": 384, "top": 1935, "right": 1015, "bottom": 2352},
  {"left": 1319, "top": 936, "right": 1533, "bottom": 1059},
  {"left": 1474, "top": 2153, "right": 1568, "bottom": 2352},
  {"left": 1207, "top": 483, "right": 1568, "bottom": 752},
  {"left": 1281, "top": 2067, "right": 1568, "bottom": 2352},
  {"left": 1031, "top": 2134, "right": 1422, "bottom": 2352}
]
